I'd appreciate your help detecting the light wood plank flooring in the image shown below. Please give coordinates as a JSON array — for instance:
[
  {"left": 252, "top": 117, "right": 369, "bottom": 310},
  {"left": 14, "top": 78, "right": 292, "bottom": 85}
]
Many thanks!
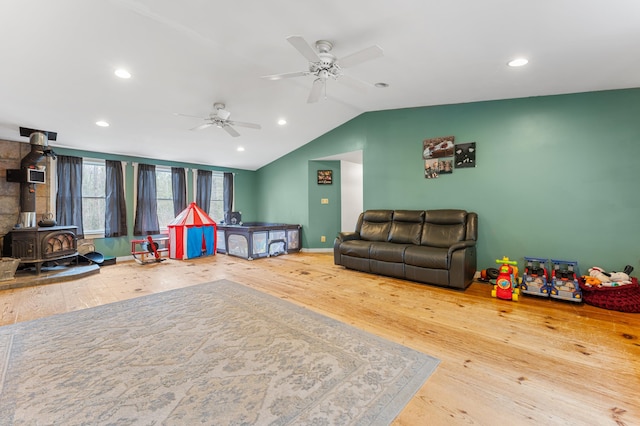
[{"left": 1, "top": 252, "right": 638, "bottom": 425}]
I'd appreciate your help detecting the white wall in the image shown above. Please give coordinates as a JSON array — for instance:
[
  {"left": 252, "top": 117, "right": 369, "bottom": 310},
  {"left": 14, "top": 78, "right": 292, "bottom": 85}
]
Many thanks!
[{"left": 340, "top": 160, "right": 363, "bottom": 232}]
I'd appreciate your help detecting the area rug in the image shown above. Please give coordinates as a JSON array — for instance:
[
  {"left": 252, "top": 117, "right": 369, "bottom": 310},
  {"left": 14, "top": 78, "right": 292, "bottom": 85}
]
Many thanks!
[{"left": 0, "top": 279, "right": 439, "bottom": 425}]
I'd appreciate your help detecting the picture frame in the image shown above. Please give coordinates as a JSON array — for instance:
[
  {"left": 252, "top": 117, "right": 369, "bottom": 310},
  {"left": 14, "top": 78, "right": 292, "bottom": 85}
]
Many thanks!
[{"left": 317, "top": 170, "right": 332, "bottom": 185}]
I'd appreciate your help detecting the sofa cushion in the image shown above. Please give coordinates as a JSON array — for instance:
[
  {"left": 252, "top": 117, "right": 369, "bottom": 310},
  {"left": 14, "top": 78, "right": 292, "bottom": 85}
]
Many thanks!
[
  {"left": 339, "top": 240, "right": 373, "bottom": 258},
  {"left": 393, "top": 210, "right": 425, "bottom": 223},
  {"left": 360, "top": 210, "right": 393, "bottom": 241},
  {"left": 370, "top": 242, "right": 410, "bottom": 263},
  {"left": 388, "top": 210, "right": 424, "bottom": 244},
  {"left": 404, "top": 245, "right": 449, "bottom": 269},
  {"left": 421, "top": 209, "right": 467, "bottom": 248}
]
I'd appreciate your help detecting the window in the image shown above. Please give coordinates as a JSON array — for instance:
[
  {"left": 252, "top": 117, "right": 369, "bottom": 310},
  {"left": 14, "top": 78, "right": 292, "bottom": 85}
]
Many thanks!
[
  {"left": 156, "top": 166, "right": 174, "bottom": 229},
  {"left": 209, "top": 172, "right": 224, "bottom": 222},
  {"left": 81, "top": 159, "right": 106, "bottom": 235}
]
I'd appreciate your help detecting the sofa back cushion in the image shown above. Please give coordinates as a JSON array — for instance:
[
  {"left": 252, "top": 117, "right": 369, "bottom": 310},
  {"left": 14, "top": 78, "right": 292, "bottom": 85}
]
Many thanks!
[
  {"left": 421, "top": 209, "right": 468, "bottom": 247},
  {"left": 388, "top": 210, "right": 424, "bottom": 245},
  {"left": 359, "top": 210, "right": 393, "bottom": 241}
]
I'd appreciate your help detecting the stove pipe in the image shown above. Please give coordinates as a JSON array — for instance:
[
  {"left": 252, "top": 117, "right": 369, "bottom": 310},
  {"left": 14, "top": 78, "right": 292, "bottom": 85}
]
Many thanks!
[{"left": 18, "top": 131, "right": 56, "bottom": 228}]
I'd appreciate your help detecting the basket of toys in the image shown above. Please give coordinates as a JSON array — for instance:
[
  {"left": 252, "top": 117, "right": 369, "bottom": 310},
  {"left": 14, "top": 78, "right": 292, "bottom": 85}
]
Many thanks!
[{"left": 578, "top": 276, "right": 640, "bottom": 313}]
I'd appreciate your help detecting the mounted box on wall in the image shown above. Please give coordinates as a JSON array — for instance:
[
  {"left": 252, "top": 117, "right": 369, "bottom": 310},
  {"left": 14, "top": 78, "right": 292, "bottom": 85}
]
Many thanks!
[{"left": 6, "top": 168, "right": 46, "bottom": 184}]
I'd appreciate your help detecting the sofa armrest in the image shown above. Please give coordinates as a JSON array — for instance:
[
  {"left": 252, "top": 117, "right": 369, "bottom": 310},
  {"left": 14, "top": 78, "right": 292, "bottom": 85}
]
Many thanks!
[
  {"left": 337, "top": 231, "right": 361, "bottom": 242},
  {"left": 449, "top": 241, "right": 477, "bottom": 289},
  {"left": 447, "top": 240, "right": 476, "bottom": 262},
  {"left": 334, "top": 232, "right": 361, "bottom": 265}
]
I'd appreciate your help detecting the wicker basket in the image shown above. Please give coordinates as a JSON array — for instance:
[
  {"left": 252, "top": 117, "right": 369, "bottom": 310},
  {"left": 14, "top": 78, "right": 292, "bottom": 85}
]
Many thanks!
[{"left": 578, "top": 277, "right": 640, "bottom": 313}]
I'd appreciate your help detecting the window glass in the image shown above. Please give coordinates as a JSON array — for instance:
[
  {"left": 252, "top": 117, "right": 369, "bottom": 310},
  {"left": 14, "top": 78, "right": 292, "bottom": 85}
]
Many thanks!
[
  {"left": 81, "top": 159, "right": 106, "bottom": 234},
  {"left": 156, "top": 166, "right": 174, "bottom": 229},
  {"left": 209, "top": 172, "right": 224, "bottom": 222}
]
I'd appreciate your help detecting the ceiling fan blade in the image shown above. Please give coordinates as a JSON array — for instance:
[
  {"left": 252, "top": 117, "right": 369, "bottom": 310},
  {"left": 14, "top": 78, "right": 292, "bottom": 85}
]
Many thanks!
[
  {"left": 338, "top": 74, "right": 372, "bottom": 92},
  {"left": 261, "top": 71, "right": 309, "bottom": 81},
  {"left": 286, "top": 35, "right": 321, "bottom": 62},
  {"left": 228, "top": 120, "right": 261, "bottom": 129},
  {"left": 190, "top": 123, "right": 213, "bottom": 131},
  {"left": 337, "top": 45, "right": 383, "bottom": 68},
  {"left": 307, "top": 78, "right": 325, "bottom": 103},
  {"left": 223, "top": 124, "right": 240, "bottom": 137},
  {"left": 174, "top": 112, "right": 206, "bottom": 119}
]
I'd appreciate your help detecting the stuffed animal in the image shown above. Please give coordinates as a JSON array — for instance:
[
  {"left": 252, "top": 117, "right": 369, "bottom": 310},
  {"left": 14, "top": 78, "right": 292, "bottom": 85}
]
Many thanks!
[
  {"left": 583, "top": 276, "right": 601, "bottom": 286},
  {"left": 587, "top": 267, "right": 632, "bottom": 287},
  {"left": 589, "top": 267, "right": 611, "bottom": 283},
  {"left": 610, "top": 271, "right": 631, "bottom": 283}
]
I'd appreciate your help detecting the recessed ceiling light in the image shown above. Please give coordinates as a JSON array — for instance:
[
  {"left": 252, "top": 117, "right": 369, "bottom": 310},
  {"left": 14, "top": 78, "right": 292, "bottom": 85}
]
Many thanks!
[
  {"left": 96, "top": 121, "right": 110, "bottom": 127},
  {"left": 278, "top": 119, "right": 287, "bottom": 126},
  {"left": 374, "top": 82, "right": 389, "bottom": 88},
  {"left": 114, "top": 68, "right": 131, "bottom": 79},
  {"left": 508, "top": 58, "right": 528, "bottom": 67},
  {"left": 237, "top": 146, "right": 245, "bottom": 152}
]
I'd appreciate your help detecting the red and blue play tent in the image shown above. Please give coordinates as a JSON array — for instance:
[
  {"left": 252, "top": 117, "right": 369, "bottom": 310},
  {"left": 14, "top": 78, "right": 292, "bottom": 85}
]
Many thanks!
[{"left": 167, "top": 202, "right": 217, "bottom": 259}]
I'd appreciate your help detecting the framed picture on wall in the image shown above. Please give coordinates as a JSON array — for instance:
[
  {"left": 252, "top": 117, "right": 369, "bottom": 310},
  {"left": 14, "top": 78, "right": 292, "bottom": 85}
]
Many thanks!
[
  {"left": 317, "top": 170, "right": 332, "bottom": 185},
  {"left": 455, "top": 142, "right": 476, "bottom": 168}
]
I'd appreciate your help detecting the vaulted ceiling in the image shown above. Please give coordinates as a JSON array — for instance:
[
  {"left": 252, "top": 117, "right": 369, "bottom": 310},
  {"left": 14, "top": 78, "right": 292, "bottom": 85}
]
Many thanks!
[{"left": 1, "top": 1, "right": 638, "bottom": 170}]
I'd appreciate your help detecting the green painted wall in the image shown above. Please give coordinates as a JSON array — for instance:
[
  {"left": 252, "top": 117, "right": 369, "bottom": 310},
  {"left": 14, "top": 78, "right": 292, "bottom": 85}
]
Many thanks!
[
  {"left": 255, "top": 119, "right": 367, "bottom": 248},
  {"left": 256, "top": 88, "right": 640, "bottom": 272},
  {"left": 308, "top": 161, "right": 341, "bottom": 249},
  {"left": 53, "top": 147, "right": 258, "bottom": 258}
]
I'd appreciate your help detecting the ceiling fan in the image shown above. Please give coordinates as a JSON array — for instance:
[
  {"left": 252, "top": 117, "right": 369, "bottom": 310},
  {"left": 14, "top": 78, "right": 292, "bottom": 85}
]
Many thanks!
[
  {"left": 262, "top": 36, "right": 384, "bottom": 103},
  {"left": 175, "top": 103, "right": 261, "bottom": 137}
]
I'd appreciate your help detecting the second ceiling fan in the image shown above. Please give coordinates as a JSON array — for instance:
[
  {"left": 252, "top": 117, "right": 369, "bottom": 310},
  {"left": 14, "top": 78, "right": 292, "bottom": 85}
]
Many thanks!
[
  {"left": 176, "top": 103, "right": 261, "bottom": 137},
  {"left": 262, "top": 36, "right": 384, "bottom": 103}
]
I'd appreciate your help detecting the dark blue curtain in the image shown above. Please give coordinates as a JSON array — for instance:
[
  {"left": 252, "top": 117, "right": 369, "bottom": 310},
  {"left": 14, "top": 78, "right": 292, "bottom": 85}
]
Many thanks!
[
  {"left": 171, "top": 167, "right": 187, "bottom": 216},
  {"left": 133, "top": 163, "right": 159, "bottom": 235},
  {"left": 55, "top": 155, "right": 84, "bottom": 238},
  {"left": 223, "top": 172, "right": 233, "bottom": 224},
  {"left": 104, "top": 160, "right": 128, "bottom": 237},
  {"left": 196, "top": 170, "right": 212, "bottom": 214}
]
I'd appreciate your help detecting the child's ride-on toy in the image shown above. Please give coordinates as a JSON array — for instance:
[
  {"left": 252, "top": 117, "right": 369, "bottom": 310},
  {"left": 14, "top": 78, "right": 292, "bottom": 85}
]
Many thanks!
[
  {"left": 521, "top": 257, "right": 550, "bottom": 297},
  {"left": 549, "top": 259, "right": 582, "bottom": 302},
  {"left": 491, "top": 257, "right": 520, "bottom": 301}
]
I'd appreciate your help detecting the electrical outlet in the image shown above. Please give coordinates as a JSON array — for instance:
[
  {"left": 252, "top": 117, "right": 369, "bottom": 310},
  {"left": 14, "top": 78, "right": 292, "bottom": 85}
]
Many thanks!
[{"left": 321, "top": 236, "right": 326, "bottom": 242}]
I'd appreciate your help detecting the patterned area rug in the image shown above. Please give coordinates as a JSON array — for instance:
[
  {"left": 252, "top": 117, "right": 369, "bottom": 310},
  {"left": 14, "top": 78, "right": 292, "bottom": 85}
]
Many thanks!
[{"left": 0, "top": 280, "right": 439, "bottom": 425}]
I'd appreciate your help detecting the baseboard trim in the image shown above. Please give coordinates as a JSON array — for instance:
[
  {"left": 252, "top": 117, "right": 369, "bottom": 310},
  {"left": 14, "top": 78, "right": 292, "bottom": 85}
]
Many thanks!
[{"left": 301, "top": 248, "right": 333, "bottom": 253}]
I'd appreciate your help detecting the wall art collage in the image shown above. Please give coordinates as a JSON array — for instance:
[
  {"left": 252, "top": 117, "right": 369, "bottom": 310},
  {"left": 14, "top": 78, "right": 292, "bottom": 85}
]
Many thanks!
[{"left": 422, "top": 136, "right": 475, "bottom": 179}]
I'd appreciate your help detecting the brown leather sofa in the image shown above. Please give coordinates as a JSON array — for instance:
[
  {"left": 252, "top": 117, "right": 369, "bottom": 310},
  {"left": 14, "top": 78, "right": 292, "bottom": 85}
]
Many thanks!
[{"left": 333, "top": 209, "right": 477, "bottom": 289}]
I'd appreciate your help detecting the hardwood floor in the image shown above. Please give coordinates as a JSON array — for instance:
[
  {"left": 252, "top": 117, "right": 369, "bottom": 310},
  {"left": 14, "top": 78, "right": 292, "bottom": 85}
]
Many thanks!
[{"left": 1, "top": 252, "right": 638, "bottom": 425}]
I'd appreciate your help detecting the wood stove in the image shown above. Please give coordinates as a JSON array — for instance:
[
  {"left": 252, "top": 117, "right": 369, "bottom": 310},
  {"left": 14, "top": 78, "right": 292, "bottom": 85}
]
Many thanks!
[{"left": 3, "top": 226, "right": 78, "bottom": 274}]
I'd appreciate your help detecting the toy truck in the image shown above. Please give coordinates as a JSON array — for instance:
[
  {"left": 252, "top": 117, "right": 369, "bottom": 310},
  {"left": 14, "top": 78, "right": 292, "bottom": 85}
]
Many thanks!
[
  {"left": 521, "top": 257, "right": 550, "bottom": 297},
  {"left": 549, "top": 259, "right": 582, "bottom": 302}
]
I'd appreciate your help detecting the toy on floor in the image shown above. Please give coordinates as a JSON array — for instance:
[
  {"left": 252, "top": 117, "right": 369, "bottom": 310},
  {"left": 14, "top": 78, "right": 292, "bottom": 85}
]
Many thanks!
[
  {"left": 549, "top": 259, "right": 582, "bottom": 302},
  {"left": 131, "top": 236, "right": 169, "bottom": 264},
  {"left": 491, "top": 257, "right": 520, "bottom": 301},
  {"left": 478, "top": 267, "right": 499, "bottom": 283},
  {"left": 584, "top": 266, "right": 633, "bottom": 287},
  {"left": 521, "top": 257, "right": 550, "bottom": 297}
]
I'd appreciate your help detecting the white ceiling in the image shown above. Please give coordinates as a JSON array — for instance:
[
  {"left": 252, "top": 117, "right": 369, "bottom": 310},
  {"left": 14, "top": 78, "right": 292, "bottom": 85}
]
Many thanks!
[{"left": 1, "top": 1, "right": 639, "bottom": 171}]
